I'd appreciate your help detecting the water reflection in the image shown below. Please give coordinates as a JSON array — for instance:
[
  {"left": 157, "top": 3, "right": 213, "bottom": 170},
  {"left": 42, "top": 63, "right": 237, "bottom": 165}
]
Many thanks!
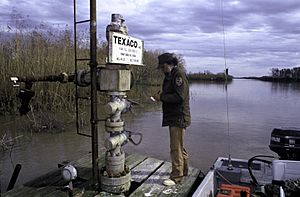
[
  {"left": 1, "top": 79, "right": 300, "bottom": 192},
  {"left": 271, "top": 81, "right": 300, "bottom": 93}
]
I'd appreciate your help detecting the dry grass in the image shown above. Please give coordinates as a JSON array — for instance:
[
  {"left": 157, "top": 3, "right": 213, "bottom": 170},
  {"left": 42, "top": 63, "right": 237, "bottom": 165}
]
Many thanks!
[
  {"left": 0, "top": 26, "right": 76, "bottom": 114},
  {"left": 0, "top": 23, "right": 162, "bottom": 115}
]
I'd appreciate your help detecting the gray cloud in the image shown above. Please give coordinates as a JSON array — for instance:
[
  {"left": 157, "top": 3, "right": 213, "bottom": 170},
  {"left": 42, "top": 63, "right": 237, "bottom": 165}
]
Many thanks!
[{"left": 1, "top": 0, "right": 300, "bottom": 76}]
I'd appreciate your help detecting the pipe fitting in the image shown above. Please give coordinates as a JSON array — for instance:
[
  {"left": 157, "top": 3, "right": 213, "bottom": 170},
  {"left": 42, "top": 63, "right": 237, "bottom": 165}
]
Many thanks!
[
  {"left": 104, "top": 98, "right": 130, "bottom": 115},
  {"left": 105, "top": 133, "right": 128, "bottom": 150}
]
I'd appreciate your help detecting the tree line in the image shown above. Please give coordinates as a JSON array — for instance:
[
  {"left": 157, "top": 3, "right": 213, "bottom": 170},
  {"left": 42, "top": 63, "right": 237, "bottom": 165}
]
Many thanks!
[
  {"left": 271, "top": 67, "right": 300, "bottom": 79},
  {"left": 187, "top": 70, "right": 233, "bottom": 81},
  {"left": 247, "top": 67, "right": 300, "bottom": 83}
]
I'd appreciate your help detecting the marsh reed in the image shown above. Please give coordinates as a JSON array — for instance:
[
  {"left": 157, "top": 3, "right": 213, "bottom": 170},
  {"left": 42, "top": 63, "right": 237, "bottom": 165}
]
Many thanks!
[{"left": 0, "top": 24, "right": 162, "bottom": 115}]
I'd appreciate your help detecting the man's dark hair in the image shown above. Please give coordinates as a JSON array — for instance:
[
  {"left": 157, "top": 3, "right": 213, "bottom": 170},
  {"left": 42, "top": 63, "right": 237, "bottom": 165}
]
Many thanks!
[{"left": 158, "top": 53, "right": 178, "bottom": 66}]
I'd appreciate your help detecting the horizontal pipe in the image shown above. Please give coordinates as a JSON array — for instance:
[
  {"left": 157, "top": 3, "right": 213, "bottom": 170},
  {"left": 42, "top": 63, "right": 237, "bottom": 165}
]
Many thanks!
[
  {"left": 75, "top": 19, "right": 90, "bottom": 24},
  {"left": 12, "top": 73, "right": 75, "bottom": 83}
]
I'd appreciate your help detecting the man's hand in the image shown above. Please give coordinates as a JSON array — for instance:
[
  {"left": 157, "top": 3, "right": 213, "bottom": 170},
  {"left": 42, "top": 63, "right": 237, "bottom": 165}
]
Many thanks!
[{"left": 152, "top": 91, "right": 161, "bottom": 102}]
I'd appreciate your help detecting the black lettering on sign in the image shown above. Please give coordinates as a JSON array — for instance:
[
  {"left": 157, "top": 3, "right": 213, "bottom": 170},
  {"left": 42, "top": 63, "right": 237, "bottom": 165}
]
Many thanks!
[
  {"left": 113, "top": 35, "right": 138, "bottom": 48},
  {"left": 118, "top": 37, "right": 122, "bottom": 45},
  {"left": 122, "top": 37, "right": 126, "bottom": 45},
  {"left": 113, "top": 36, "right": 118, "bottom": 44}
]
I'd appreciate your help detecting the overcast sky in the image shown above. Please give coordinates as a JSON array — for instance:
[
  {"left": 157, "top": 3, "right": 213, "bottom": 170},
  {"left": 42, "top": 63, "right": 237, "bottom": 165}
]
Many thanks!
[{"left": 1, "top": 0, "right": 300, "bottom": 76}]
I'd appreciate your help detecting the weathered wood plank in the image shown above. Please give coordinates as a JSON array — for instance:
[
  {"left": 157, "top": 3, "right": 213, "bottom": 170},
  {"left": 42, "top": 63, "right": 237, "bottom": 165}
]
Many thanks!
[
  {"left": 130, "top": 162, "right": 200, "bottom": 197},
  {"left": 45, "top": 186, "right": 88, "bottom": 197},
  {"left": 96, "top": 191, "right": 125, "bottom": 197},
  {"left": 24, "top": 169, "right": 62, "bottom": 187},
  {"left": 157, "top": 166, "right": 200, "bottom": 197},
  {"left": 125, "top": 154, "right": 147, "bottom": 169},
  {"left": 28, "top": 186, "right": 59, "bottom": 197},
  {"left": 11, "top": 187, "right": 39, "bottom": 197},
  {"left": 36, "top": 180, "right": 98, "bottom": 197},
  {"left": 3, "top": 186, "right": 35, "bottom": 197},
  {"left": 2, "top": 152, "right": 200, "bottom": 197},
  {"left": 129, "top": 162, "right": 171, "bottom": 197},
  {"left": 71, "top": 153, "right": 93, "bottom": 167},
  {"left": 24, "top": 150, "right": 106, "bottom": 188},
  {"left": 8, "top": 186, "right": 55, "bottom": 197},
  {"left": 131, "top": 157, "right": 163, "bottom": 183},
  {"left": 74, "top": 148, "right": 106, "bottom": 168},
  {"left": 46, "top": 153, "right": 146, "bottom": 197},
  {"left": 44, "top": 190, "right": 70, "bottom": 197}
]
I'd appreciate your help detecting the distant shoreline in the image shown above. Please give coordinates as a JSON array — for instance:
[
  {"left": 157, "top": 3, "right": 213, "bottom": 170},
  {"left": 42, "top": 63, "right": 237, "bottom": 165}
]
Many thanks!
[
  {"left": 187, "top": 73, "right": 233, "bottom": 82},
  {"left": 235, "top": 76, "right": 300, "bottom": 83}
]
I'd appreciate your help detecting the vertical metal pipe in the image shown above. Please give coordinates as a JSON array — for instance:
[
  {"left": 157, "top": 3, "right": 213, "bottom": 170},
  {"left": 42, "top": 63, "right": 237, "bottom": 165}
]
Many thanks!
[
  {"left": 73, "top": 0, "right": 80, "bottom": 138},
  {"left": 90, "top": 0, "right": 99, "bottom": 184}
]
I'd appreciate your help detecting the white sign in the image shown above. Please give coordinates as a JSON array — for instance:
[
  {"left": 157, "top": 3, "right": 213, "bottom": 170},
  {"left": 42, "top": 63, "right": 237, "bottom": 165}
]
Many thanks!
[{"left": 108, "top": 32, "right": 144, "bottom": 66}]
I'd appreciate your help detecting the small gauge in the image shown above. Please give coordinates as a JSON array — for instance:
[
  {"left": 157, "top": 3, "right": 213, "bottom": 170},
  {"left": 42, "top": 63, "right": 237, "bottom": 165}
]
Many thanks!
[{"left": 62, "top": 165, "right": 77, "bottom": 181}]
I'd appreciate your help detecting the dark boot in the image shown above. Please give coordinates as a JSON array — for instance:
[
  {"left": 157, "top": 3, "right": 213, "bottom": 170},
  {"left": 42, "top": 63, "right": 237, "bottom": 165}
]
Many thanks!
[{"left": 183, "top": 160, "right": 189, "bottom": 176}]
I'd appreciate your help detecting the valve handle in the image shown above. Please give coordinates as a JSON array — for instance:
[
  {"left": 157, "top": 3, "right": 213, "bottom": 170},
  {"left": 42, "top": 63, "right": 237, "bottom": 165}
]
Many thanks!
[{"left": 125, "top": 130, "right": 143, "bottom": 146}]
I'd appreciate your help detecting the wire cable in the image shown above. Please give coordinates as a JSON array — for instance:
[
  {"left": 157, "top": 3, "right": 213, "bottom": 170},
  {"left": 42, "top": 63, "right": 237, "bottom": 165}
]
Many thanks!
[
  {"left": 221, "top": 0, "right": 228, "bottom": 71},
  {"left": 215, "top": 169, "right": 234, "bottom": 185},
  {"left": 220, "top": 0, "right": 232, "bottom": 169},
  {"left": 247, "top": 155, "right": 276, "bottom": 186}
]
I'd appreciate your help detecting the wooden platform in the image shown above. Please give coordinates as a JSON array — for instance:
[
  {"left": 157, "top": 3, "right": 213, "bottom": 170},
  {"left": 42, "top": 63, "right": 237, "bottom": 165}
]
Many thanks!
[{"left": 3, "top": 151, "right": 201, "bottom": 197}]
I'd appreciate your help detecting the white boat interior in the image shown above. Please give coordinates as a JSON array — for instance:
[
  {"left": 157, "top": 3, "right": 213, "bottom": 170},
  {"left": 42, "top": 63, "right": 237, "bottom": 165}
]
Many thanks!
[{"left": 193, "top": 127, "right": 300, "bottom": 197}]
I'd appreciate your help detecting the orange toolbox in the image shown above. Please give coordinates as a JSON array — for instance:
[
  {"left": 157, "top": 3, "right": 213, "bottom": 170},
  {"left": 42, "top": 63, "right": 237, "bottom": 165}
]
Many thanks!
[{"left": 216, "top": 184, "right": 250, "bottom": 197}]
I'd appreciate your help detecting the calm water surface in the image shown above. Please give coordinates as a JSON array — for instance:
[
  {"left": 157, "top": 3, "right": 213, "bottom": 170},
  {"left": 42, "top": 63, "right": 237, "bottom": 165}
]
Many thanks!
[{"left": 1, "top": 79, "right": 300, "bottom": 191}]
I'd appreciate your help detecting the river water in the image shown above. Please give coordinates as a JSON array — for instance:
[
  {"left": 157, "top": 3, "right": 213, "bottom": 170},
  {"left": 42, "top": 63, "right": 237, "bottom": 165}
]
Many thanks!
[{"left": 1, "top": 79, "right": 300, "bottom": 192}]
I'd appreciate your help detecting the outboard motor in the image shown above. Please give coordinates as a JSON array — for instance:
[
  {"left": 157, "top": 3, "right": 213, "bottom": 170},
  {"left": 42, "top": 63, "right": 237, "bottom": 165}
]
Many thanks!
[
  {"left": 269, "top": 128, "right": 300, "bottom": 184},
  {"left": 269, "top": 127, "right": 300, "bottom": 160}
]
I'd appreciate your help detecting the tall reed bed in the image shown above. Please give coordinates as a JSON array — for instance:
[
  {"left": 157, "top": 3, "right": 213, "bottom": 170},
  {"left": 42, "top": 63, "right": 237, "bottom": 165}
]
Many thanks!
[
  {"left": 0, "top": 24, "right": 162, "bottom": 115},
  {"left": 1, "top": 26, "right": 76, "bottom": 114}
]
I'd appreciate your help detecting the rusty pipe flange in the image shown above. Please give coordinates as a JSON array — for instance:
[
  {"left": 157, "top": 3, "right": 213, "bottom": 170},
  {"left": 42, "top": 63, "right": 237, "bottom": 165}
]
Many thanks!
[
  {"left": 105, "top": 151, "right": 125, "bottom": 176},
  {"left": 105, "top": 120, "right": 124, "bottom": 127},
  {"left": 105, "top": 120, "right": 124, "bottom": 133},
  {"left": 107, "top": 91, "right": 126, "bottom": 96},
  {"left": 100, "top": 168, "right": 131, "bottom": 194},
  {"left": 105, "top": 126, "right": 124, "bottom": 133}
]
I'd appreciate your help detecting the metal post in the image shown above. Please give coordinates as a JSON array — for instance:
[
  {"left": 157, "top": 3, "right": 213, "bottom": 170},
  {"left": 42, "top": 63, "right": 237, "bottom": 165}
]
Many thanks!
[
  {"left": 6, "top": 164, "right": 22, "bottom": 191},
  {"left": 90, "top": 0, "right": 99, "bottom": 184}
]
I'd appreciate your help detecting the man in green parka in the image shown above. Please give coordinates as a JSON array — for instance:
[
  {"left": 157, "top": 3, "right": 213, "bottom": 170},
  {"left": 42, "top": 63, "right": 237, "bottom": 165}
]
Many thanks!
[{"left": 152, "top": 52, "right": 191, "bottom": 186}]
